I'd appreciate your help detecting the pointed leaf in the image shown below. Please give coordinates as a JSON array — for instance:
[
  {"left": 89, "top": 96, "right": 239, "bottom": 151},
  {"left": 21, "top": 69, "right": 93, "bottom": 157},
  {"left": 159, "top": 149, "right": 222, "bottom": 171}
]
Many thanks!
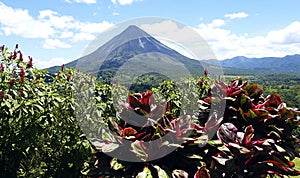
[
  {"left": 247, "top": 109, "right": 257, "bottom": 119},
  {"left": 194, "top": 166, "right": 210, "bottom": 178},
  {"left": 128, "top": 94, "right": 140, "bottom": 108},
  {"left": 131, "top": 141, "right": 148, "bottom": 161},
  {"left": 102, "top": 142, "right": 119, "bottom": 153},
  {"left": 136, "top": 166, "right": 153, "bottom": 178},
  {"left": 110, "top": 158, "right": 125, "bottom": 170},
  {"left": 243, "top": 125, "right": 254, "bottom": 146},
  {"left": 122, "top": 127, "right": 137, "bottom": 137},
  {"left": 172, "top": 170, "right": 188, "bottom": 178},
  {"left": 153, "top": 165, "right": 169, "bottom": 178}
]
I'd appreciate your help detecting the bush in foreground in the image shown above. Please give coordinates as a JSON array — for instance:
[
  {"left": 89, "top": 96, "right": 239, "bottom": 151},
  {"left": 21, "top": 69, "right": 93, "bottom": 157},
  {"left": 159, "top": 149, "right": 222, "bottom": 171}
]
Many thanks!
[
  {"left": 0, "top": 45, "right": 92, "bottom": 177},
  {"left": 87, "top": 78, "right": 300, "bottom": 177}
]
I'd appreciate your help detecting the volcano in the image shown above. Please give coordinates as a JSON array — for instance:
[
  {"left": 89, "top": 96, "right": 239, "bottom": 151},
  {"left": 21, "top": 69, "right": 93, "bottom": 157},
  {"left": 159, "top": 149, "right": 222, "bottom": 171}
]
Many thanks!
[{"left": 47, "top": 25, "right": 208, "bottom": 80}]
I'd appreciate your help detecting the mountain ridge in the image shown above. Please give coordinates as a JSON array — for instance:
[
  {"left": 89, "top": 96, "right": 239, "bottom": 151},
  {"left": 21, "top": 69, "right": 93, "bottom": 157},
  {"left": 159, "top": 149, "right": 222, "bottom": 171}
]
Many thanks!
[{"left": 203, "top": 54, "right": 300, "bottom": 74}]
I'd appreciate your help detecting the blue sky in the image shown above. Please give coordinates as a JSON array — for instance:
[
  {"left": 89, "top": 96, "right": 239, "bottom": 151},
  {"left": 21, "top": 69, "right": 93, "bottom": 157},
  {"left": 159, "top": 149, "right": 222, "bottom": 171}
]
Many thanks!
[{"left": 1, "top": 0, "right": 300, "bottom": 68}]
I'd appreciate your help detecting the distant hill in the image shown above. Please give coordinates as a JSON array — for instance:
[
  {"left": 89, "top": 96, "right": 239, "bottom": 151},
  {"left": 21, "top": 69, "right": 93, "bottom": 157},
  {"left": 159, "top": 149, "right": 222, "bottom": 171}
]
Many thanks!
[{"left": 204, "top": 55, "right": 300, "bottom": 74}]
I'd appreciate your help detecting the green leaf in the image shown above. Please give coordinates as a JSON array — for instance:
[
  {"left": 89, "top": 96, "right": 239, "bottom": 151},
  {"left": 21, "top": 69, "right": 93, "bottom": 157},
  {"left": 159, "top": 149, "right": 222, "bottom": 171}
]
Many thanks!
[
  {"left": 240, "top": 94, "right": 248, "bottom": 106},
  {"left": 53, "top": 101, "right": 59, "bottom": 108},
  {"left": 228, "top": 143, "right": 251, "bottom": 154},
  {"left": 102, "top": 142, "right": 119, "bottom": 153},
  {"left": 54, "top": 97, "right": 64, "bottom": 103},
  {"left": 153, "top": 165, "right": 169, "bottom": 178},
  {"left": 248, "top": 109, "right": 257, "bottom": 119},
  {"left": 4, "top": 100, "right": 11, "bottom": 108},
  {"left": 194, "top": 134, "right": 208, "bottom": 147},
  {"left": 131, "top": 141, "right": 148, "bottom": 161},
  {"left": 224, "top": 97, "right": 236, "bottom": 101},
  {"left": 274, "top": 144, "right": 286, "bottom": 153},
  {"left": 110, "top": 158, "right": 125, "bottom": 170},
  {"left": 136, "top": 167, "right": 153, "bottom": 178},
  {"left": 186, "top": 154, "right": 203, "bottom": 160},
  {"left": 212, "top": 156, "right": 229, "bottom": 166},
  {"left": 208, "top": 139, "right": 222, "bottom": 145},
  {"left": 279, "top": 107, "right": 294, "bottom": 119},
  {"left": 34, "top": 104, "right": 44, "bottom": 112}
]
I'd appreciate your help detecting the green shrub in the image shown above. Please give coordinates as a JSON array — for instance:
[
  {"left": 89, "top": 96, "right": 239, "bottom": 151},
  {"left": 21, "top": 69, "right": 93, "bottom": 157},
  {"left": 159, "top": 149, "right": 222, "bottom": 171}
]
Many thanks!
[{"left": 0, "top": 45, "right": 93, "bottom": 177}]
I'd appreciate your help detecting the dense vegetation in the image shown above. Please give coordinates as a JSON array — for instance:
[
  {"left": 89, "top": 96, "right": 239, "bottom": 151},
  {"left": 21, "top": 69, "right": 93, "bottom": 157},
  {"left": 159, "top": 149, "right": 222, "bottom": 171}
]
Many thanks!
[
  {"left": 0, "top": 45, "right": 93, "bottom": 177},
  {"left": 1, "top": 45, "right": 299, "bottom": 177},
  {"left": 225, "top": 74, "right": 300, "bottom": 108}
]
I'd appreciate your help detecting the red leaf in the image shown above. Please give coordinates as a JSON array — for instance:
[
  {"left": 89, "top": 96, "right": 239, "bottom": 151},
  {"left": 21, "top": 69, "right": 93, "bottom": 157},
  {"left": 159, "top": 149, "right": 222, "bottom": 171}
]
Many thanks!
[
  {"left": 67, "top": 74, "right": 71, "bottom": 81},
  {"left": 194, "top": 166, "right": 210, "bottom": 178},
  {"left": 243, "top": 125, "right": 254, "bottom": 146},
  {"left": 19, "top": 89, "right": 24, "bottom": 96},
  {"left": 19, "top": 69, "right": 25, "bottom": 82},
  {"left": 204, "top": 68, "right": 208, "bottom": 76},
  {"left": 19, "top": 51, "right": 23, "bottom": 61},
  {"left": 264, "top": 94, "right": 282, "bottom": 108},
  {"left": 9, "top": 78, "right": 15, "bottom": 86},
  {"left": 13, "top": 50, "right": 17, "bottom": 59},
  {"left": 141, "top": 91, "right": 153, "bottom": 105},
  {"left": 127, "top": 91, "right": 154, "bottom": 114},
  {"left": 217, "top": 123, "right": 237, "bottom": 144},
  {"left": 26, "top": 56, "right": 33, "bottom": 68},
  {"left": 0, "top": 90, "right": 4, "bottom": 98},
  {"left": 122, "top": 127, "right": 137, "bottom": 137},
  {"left": 128, "top": 94, "right": 140, "bottom": 109},
  {"left": 0, "top": 63, "right": 4, "bottom": 72}
]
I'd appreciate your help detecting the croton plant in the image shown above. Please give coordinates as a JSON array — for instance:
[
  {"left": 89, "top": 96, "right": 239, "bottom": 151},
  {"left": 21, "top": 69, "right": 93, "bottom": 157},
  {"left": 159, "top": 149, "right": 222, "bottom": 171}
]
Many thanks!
[{"left": 85, "top": 75, "right": 300, "bottom": 177}]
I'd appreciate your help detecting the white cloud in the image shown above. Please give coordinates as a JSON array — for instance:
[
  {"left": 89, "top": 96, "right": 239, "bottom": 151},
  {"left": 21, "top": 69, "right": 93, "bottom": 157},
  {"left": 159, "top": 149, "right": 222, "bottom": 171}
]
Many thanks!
[
  {"left": 64, "top": 0, "right": 96, "bottom": 4},
  {"left": 266, "top": 21, "right": 300, "bottom": 44},
  {"left": 198, "top": 19, "right": 226, "bottom": 29},
  {"left": 78, "top": 21, "right": 114, "bottom": 34},
  {"left": 38, "top": 10, "right": 76, "bottom": 30},
  {"left": 140, "top": 20, "right": 216, "bottom": 60},
  {"left": 35, "top": 57, "right": 74, "bottom": 69},
  {"left": 197, "top": 20, "right": 231, "bottom": 42},
  {"left": 112, "top": 11, "right": 119, "bottom": 16},
  {"left": 0, "top": 2, "right": 54, "bottom": 38},
  {"left": 194, "top": 19, "right": 300, "bottom": 59},
  {"left": 111, "top": 0, "right": 142, "bottom": 6},
  {"left": 209, "top": 19, "right": 226, "bottom": 28},
  {"left": 72, "top": 33, "right": 95, "bottom": 42},
  {"left": 159, "top": 39, "right": 196, "bottom": 59},
  {"left": 225, "top": 12, "right": 248, "bottom": 19},
  {"left": 0, "top": 2, "right": 114, "bottom": 46},
  {"left": 141, "top": 19, "right": 300, "bottom": 59},
  {"left": 38, "top": 10, "right": 114, "bottom": 42},
  {"left": 43, "top": 39, "right": 72, "bottom": 49},
  {"left": 59, "top": 31, "right": 74, "bottom": 38}
]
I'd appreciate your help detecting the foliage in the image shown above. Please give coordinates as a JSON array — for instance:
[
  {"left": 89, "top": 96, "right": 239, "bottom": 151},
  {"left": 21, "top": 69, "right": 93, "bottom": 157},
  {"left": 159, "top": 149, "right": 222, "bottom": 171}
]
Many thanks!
[
  {"left": 206, "top": 78, "right": 300, "bottom": 177},
  {"left": 225, "top": 74, "right": 300, "bottom": 108},
  {"left": 1, "top": 45, "right": 299, "bottom": 177},
  {"left": 0, "top": 45, "right": 93, "bottom": 177},
  {"left": 87, "top": 76, "right": 300, "bottom": 177}
]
